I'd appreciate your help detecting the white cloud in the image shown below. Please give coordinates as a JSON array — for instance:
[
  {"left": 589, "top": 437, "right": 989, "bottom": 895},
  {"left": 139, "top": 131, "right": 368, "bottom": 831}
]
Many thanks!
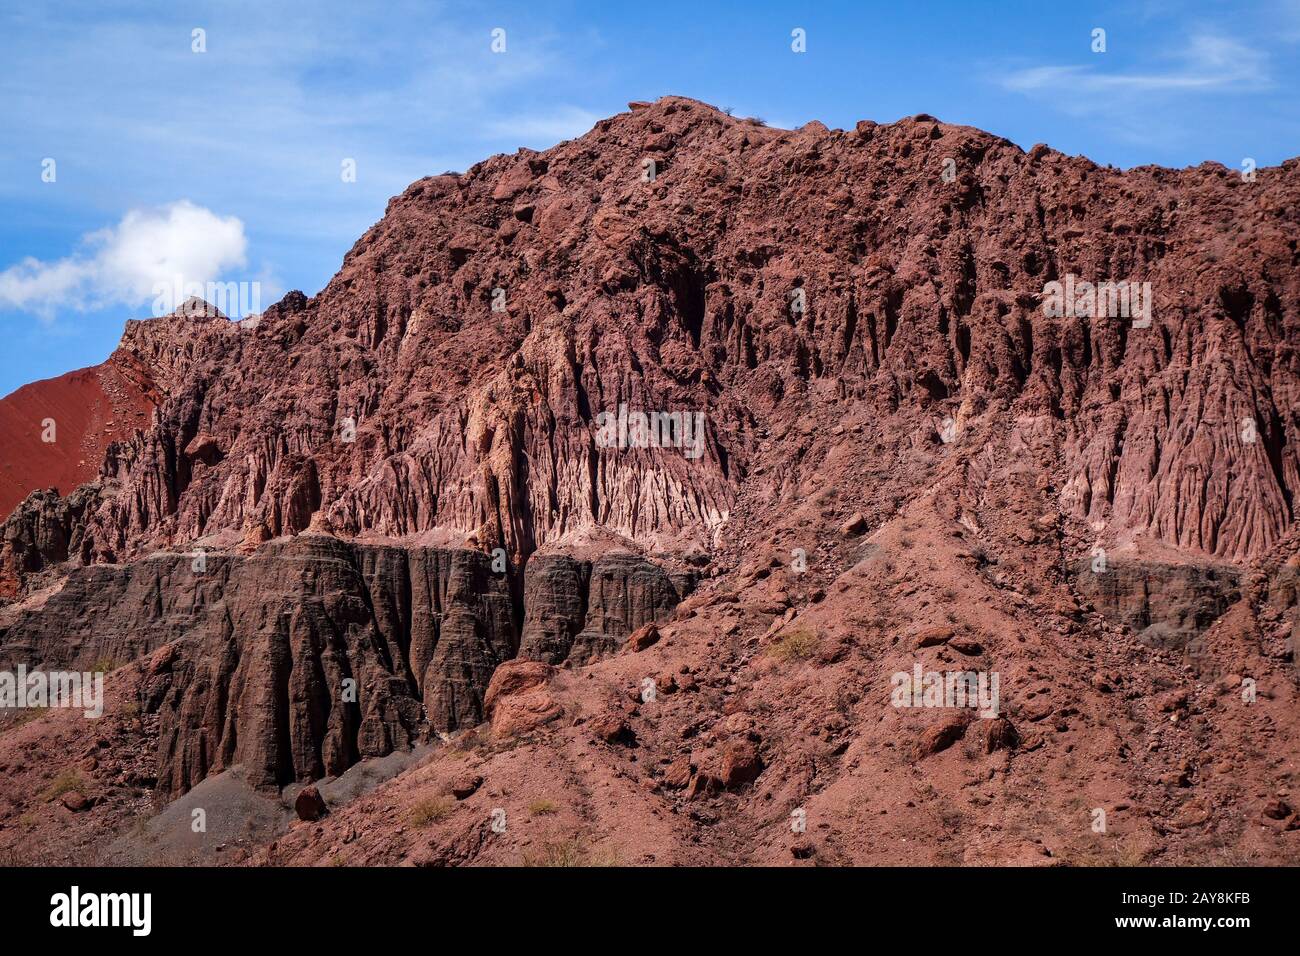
[
  {"left": 0, "top": 201, "right": 248, "bottom": 319},
  {"left": 999, "top": 33, "right": 1270, "bottom": 97}
]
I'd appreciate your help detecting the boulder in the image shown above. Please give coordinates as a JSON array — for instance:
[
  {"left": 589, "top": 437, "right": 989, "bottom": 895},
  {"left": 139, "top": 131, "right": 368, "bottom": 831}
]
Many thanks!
[
  {"left": 626, "top": 622, "right": 661, "bottom": 653},
  {"left": 984, "top": 717, "right": 1019, "bottom": 753},
  {"left": 59, "top": 791, "right": 91, "bottom": 813},
  {"left": 720, "top": 739, "right": 763, "bottom": 787},
  {"left": 451, "top": 773, "right": 483, "bottom": 800},
  {"left": 294, "top": 785, "right": 327, "bottom": 822},
  {"left": 662, "top": 757, "right": 694, "bottom": 790},
  {"left": 915, "top": 714, "right": 970, "bottom": 757},
  {"left": 841, "top": 513, "right": 868, "bottom": 535},
  {"left": 591, "top": 711, "right": 637, "bottom": 746},
  {"left": 485, "top": 660, "right": 563, "bottom": 738},
  {"left": 913, "top": 627, "right": 953, "bottom": 648}
]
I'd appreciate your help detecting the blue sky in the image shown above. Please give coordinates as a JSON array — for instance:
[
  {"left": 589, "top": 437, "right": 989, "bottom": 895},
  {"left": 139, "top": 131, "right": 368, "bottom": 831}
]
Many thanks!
[{"left": 1, "top": 0, "right": 1297, "bottom": 396}]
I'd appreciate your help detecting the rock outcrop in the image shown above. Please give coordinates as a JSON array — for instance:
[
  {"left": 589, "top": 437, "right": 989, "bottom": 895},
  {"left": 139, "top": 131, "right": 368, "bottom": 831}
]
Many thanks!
[
  {"left": 0, "top": 533, "right": 684, "bottom": 798},
  {"left": 1076, "top": 557, "right": 1241, "bottom": 650},
  {"left": 517, "top": 552, "right": 691, "bottom": 664}
]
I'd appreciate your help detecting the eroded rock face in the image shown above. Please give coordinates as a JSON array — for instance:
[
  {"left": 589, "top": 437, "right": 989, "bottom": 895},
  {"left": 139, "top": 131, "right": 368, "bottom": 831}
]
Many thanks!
[
  {"left": 517, "top": 555, "right": 589, "bottom": 664},
  {"left": 1, "top": 96, "right": 1298, "bottom": 817},
  {"left": 4, "top": 97, "right": 1296, "bottom": 601},
  {"left": 518, "top": 552, "right": 691, "bottom": 664},
  {"left": 0, "top": 549, "right": 228, "bottom": 672},
  {"left": 0, "top": 534, "right": 684, "bottom": 798},
  {"left": 1076, "top": 558, "right": 1240, "bottom": 650},
  {"left": 146, "top": 537, "right": 524, "bottom": 795},
  {"left": 0, "top": 486, "right": 101, "bottom": 598}
]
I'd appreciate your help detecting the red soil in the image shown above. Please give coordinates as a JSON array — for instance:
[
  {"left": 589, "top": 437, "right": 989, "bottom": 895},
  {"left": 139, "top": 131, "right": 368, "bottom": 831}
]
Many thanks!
[{"left": 0, "top": 357, "right": 156, "bottom": 521}]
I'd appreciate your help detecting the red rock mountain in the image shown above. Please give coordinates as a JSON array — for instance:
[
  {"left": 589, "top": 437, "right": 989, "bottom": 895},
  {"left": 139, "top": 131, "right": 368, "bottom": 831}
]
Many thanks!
[{"left": 0, "top": 97, "right": 1297, "bottom": 866}]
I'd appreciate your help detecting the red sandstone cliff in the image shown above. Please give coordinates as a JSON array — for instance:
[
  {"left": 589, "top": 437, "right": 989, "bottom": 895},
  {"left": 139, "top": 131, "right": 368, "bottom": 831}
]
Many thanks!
[{"left": 0, "top": 97, "right": 1297, "bottom": 866}]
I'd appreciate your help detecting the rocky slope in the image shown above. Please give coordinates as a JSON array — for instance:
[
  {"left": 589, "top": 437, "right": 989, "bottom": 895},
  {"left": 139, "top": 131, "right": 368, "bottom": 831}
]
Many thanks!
[{"left": 0, "top": 96, "right": 1297, "bottom": 866}]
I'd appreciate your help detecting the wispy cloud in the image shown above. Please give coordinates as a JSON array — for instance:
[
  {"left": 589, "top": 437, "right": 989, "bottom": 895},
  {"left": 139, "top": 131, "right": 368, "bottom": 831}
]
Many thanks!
[
  {"left": 0, "top": 201, "right": 249, "bottom": 319},
  {"left": 0, "top": 1, "right": 601, "bottom": 243},
  {"left": 999, "top": 33, "right": 1271, "bottom": 97}
]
